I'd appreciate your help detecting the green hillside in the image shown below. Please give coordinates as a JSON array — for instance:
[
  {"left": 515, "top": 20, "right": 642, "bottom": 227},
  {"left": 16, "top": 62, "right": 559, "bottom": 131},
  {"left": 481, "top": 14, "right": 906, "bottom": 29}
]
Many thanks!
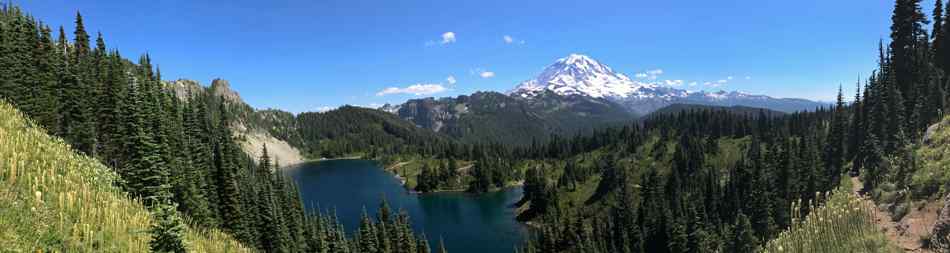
[
  {"left": 762, "top": 179, "right": 898, "bottom": 253},
  {"left": 0, "top": 101, "right": 250, "bottom": 252}
]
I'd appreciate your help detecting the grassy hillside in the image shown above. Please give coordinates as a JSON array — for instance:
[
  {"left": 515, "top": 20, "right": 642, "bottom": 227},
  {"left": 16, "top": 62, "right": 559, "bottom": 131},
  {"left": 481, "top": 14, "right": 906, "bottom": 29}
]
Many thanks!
[
  {"left": 912, "top": 116, "right": 950, "bottom": 198},
  {"left": 762, "top": 179, "right": 898, "bottom": 253},
  {"left": 0, "top": 101, "right": 249, "bottom": 252}
]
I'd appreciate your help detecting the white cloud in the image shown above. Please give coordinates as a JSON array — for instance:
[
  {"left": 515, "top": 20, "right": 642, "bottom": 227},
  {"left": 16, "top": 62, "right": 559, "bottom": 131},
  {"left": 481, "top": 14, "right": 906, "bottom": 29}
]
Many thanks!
[
  {"left": 441, "top": 32, "right": 456, "bottom": 44},
  {"left": 480, "top": 71, "right": 495, "bottom": 78},
  {"left": 376, "top": 83, "right": 447, "bottom": 96},
  {"left": 502, "top": 35, "right": 525, "bottom": 45},
  {"left": 316, "top": 106, "right": 336, "bottom": 112},
  {"left": 446, "top": 75, "right": 457, "bottom": 85},
  {"left": 688, "top": 82, "right": 698, "bottom": 87},
  {"left": 745, "top": 76, "right": 752, "bottom": 80},
  {"left": 358, "top": 103, "right": 384, "bottom": 109},
  {"left": 635, "top": 69, "right": 664, "bottom": 80},
  {"left": 727, "top": 76, "right": 734, "bottom": 80},
  {"left": 704, "top": 81, "right": 724, "bottom": 88},
  {"left": 663, "top": 80, "right": 684, "bottom": 87}
]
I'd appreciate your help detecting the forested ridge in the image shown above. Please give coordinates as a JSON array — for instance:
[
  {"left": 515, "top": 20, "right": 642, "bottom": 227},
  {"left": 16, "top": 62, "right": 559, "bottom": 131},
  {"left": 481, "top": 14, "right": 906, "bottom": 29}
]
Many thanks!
[{"left": 0, "top": 5, "right": 439, "bottom": 253}]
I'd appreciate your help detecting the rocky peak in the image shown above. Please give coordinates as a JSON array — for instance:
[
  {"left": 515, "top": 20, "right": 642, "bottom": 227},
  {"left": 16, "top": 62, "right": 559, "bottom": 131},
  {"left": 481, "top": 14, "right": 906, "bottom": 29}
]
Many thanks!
[
  {"left": 164, "top": 79, "right": 205, "bottom": 101},
  {"left": 211, "top": 78, "right": 242, "bottom": 104}
]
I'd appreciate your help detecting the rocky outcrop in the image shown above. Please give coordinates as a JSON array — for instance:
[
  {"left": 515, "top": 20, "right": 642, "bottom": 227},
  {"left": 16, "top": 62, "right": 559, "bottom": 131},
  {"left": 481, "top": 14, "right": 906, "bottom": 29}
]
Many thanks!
[
  {"left": 932, "top": 193, "right": 950, "bottom": 252},
  {"left": 237, "top": 128, "right": 305, "bottom": 167},
  {"left": 396, "top": 98, "right": 458, "bottom": 132},
  {"left": 210, "top": 79, "right": 243, "bottom": 104},
  {"left": 165, "top": 79, "right": 205, "bottom": 100},
  {"left": 162, "top": 78, "right": 306, "bottom": 167}
]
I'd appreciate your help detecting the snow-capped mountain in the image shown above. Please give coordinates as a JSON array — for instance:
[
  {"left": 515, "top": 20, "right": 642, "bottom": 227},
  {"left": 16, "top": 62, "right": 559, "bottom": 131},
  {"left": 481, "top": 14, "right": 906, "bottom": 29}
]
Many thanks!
[
  {"left": 511, "top": 54, "right": 644, "bottom": 98},
  {"left": 510, "top": 54, "right": 825, "bottom": 115}
]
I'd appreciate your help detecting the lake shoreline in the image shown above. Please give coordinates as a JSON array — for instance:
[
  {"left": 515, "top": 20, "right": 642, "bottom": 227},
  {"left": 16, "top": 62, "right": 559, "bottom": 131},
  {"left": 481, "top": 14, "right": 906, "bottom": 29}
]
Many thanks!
[
  {"left": 382, "top": 159, "right": 524, "bottom": 196},
  {"left": 288, "top": 159, "right": 529, "bottom": 253}
]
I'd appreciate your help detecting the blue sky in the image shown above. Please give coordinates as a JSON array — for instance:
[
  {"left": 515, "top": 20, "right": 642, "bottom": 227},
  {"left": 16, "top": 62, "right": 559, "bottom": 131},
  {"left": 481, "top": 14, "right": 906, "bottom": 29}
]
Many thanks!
[{"left": 17, "top": 0, "right": 928, "bottom": 113}]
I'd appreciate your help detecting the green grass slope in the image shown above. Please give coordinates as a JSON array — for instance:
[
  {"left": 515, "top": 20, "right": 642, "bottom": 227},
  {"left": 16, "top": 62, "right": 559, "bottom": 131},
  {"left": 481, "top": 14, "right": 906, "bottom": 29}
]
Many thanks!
[
  {"left": 762, "top": 179, "right": 899, "bottom": 253},
  {"left": 0, "top": 101, "right": 249, "bottom": 252},
  {"left": 912, "top": 115, "right": 950, "bottom": 198}
]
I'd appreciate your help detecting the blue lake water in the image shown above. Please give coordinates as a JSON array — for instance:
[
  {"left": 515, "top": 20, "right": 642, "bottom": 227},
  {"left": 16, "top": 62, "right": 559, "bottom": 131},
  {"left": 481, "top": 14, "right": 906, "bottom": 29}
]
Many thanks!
[{"left": 285, "top": 159, "right": 527, "bottom": 253}]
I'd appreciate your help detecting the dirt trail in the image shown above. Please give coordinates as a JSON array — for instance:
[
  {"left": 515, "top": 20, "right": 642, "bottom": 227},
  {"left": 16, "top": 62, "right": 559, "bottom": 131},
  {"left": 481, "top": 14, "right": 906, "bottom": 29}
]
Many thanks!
[{"left": 851, "top": 177, "right": 936, "bottom": 252}]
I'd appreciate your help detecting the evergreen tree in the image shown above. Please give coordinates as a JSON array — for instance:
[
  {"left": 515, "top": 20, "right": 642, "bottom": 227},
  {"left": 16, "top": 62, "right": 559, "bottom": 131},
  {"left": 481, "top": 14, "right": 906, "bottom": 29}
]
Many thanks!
[
  {"left": 729, "top": 213, "right": 759, "bottom": 253},
  {"left": 72, "top": 12, "right": 90, "bottom": 59},
  {"left": 935, "top": 0, "right": 945, "bottom": 52},
  {"left": 823, "top": 86, "right": 848, "bottom": 189},
  {"left": 149, "top": 197, "right": 189, "bottom": 253},
  {"left": 935, "top": 0, "right": 950, "bottom": 75},
  {"left": 359, "top": 208, "right": 379, "bottom": 253},
  {"left": 214, "top": 101, "right": 250, "bottom": 243}
]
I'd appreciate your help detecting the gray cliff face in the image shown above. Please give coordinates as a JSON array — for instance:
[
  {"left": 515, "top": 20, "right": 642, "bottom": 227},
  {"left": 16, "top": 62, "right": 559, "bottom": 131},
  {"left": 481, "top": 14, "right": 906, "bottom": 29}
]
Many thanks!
[
  {"left": 162, "top": 78, "right": 305, "bottom": 166},
  {"left": 165, "top": 79, "right": 205, "bottom": 100},
  {"left": 395, "top": 98, "right": 459, "bottom": 132},
  {"left": 210, "top": 78, "right": 243, "bottom": 104}
]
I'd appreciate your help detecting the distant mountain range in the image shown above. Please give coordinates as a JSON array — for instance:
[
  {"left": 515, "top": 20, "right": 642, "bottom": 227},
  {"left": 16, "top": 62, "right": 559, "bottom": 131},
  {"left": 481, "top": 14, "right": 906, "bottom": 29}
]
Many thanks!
[
  {"left": 509, "top": 54, "right": 826, "bottom": 115},
  {"left": 169, "top": 54, "right": 827, "bottom": 148},
  {"left": 382, "top": 91, "right": 633, "bottom": 145},
  {"left": 381, "top": 54, "right": 826, "bottom": 144}
]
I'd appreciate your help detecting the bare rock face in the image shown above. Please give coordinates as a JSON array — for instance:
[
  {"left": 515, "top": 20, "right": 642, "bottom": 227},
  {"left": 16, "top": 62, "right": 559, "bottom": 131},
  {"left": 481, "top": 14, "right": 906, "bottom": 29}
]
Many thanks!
[
  {"left": 210, "top": 78, "right": 242, "bottom": 104},
  {"left": 165, "top": 79, "right": 205, "bottom": 100},
  {"left": 396, "top": 97, "right": 457, "bottom": 132},
  {"left": 931, "top": 193, "right": 950, "bottom": 251}
]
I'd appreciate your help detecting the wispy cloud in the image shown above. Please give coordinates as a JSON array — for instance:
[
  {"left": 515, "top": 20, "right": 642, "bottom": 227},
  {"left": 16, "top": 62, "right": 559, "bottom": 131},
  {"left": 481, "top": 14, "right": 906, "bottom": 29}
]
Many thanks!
[
  {"left": 469, "top": 68, "right": 495, "bottom": 78},
  {"left": 503, "top": 35, "right": 525, "bottom": 45},
  {"left": 446, "top": 75, "right": 457, "bottom": 85},
  {"left": 663, "top": 80, "right": 684, "bottom": 87},
  {"left": 745, "top": 76, "right": 752, "bottom": 80},
  {"left": 376, "top": 83, "right": 447, "bottom": 96},
  {"left": 635, "top": 69, "right": 664, "bottom": 80},
  {"left": 425, "top": 32, "right": 457, "bottom": 46}
]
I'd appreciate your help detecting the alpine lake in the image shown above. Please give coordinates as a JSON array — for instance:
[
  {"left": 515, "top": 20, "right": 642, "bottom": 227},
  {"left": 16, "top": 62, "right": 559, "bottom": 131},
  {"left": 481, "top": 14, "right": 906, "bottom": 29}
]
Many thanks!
[{"left": 285, "top": 159, "right": 528, "bottom": 253}]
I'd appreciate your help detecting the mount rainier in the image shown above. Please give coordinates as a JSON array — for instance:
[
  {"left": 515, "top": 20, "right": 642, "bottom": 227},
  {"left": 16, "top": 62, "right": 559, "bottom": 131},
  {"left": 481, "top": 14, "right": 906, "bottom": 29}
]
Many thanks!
[{"left": 509, "top": 54, "right": 825, "bottom": 115}]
